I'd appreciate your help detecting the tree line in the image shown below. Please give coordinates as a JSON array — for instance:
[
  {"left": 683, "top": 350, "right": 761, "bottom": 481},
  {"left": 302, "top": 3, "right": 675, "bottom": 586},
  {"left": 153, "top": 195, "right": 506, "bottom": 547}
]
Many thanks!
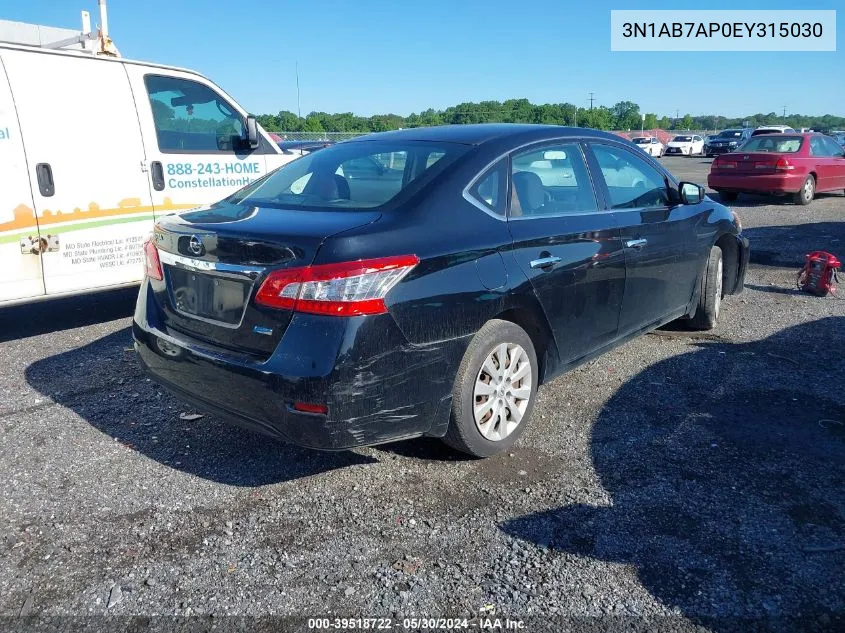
[{"left": 256, "top": 99, "right": 845, "bottom": 134}]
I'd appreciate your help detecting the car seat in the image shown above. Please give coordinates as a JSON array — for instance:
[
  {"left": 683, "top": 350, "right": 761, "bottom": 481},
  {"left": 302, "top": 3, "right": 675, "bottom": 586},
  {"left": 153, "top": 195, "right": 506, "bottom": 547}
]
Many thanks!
[{"left": 512, "top": 171, "right": 545, "bottom": 216}]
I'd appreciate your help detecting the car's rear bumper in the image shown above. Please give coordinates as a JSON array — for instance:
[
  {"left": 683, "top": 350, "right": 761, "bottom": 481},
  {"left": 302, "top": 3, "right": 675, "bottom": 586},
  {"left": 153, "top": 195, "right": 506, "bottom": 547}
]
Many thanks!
[
  {"left": 132, "top": 282, "right": 463, "bottom": 450},
  {"left": 708, "top": 172, "right": 805, "bottom": 194}
]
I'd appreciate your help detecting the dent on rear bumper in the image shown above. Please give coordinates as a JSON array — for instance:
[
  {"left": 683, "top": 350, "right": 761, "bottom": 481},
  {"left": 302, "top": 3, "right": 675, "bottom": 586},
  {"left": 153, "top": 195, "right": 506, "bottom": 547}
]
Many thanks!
[{"left": 133, "top": 283, "right": 467, "bottom": 450}]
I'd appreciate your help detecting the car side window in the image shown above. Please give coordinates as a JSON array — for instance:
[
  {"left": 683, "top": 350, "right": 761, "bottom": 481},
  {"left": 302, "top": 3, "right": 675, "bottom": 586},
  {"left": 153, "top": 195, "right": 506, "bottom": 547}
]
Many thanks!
[
  {"left": 591, "top": 144, "right": 670, "bottom": 209},
  {"left": 822, "top": 137, "right": 844, "bottom": 156},
  {"left": 810, "top": 137, "right": 829, "bottom": 157},
  {"left": 509, "top": 144, "right": 597, "bottom": 217},
  {"left": 467, "top": 160, "right": 507, "bottom": 215},
  {"left": 145, "top": 75, "right": 246, "bottom": 153}
]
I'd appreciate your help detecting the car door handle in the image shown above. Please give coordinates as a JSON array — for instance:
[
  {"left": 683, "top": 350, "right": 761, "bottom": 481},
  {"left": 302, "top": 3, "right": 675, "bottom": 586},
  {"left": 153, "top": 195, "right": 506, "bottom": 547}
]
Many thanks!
[
  {"left": 530, "top": 255, "right": 562, "bottom": 269},
  {"left": 625, "top": 238, "right": 648, "bottom": 249}
]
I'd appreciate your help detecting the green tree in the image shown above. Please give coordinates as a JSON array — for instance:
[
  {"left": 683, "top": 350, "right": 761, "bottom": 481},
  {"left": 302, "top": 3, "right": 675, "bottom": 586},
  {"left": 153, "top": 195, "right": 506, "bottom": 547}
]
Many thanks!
[
  {"left": 610, "top": 100, "right": 641, "bottom": 130},
  {"left": 256, "top": 100, "right": 845, "bottom": 135},
  {"left": 302, "top": 115, "right": 325, "bottom": 133},
  {"left": 581, "top": 106, "right": 614, "bottom": 130},
  {"left": 276, "top": 110, "right": 303, "bottom": 131}
]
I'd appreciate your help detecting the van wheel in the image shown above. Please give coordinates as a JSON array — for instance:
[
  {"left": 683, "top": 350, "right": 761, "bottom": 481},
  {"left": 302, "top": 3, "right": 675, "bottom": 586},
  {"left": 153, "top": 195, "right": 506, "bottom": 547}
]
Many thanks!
[
  {"left": 719, "top": 191, "right": 738, "bottom": 203},
  {"left": 793, "top": 175, "right": 815, "bottom": 205},
  {"left": 688, "top": 246, "right": 723, "bottom": 331},
  {"left": 443, "top": 320, "right": 538, "bottom": 458}
]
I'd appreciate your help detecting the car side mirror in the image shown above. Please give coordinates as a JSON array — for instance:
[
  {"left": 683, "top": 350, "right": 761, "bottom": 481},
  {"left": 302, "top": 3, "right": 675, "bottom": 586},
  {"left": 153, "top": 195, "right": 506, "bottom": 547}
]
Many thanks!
[
  {"left": 246, "top": 115, "right": 260, "bottom": 149},
  {"left": 679, "top": 181, "right": 705, "bottom": 205}
]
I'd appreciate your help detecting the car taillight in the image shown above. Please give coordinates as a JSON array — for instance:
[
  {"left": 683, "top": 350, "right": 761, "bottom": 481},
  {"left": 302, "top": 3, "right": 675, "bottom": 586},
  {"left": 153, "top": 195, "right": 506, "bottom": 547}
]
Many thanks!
[
  {"left": 714, "top": 160, "right": 735, "bottom": 169},
  {"left": 143, "top": 239, "right": 163, "bottom": 281},
  {"left": 255, "top": 255, "right": 419, "bottom": 316},
  {"left": 293, "top": 401, "right": 328, "bottom": 415},
  {"left": 775, "top": 158, "right": 795, "bottom": 171}
]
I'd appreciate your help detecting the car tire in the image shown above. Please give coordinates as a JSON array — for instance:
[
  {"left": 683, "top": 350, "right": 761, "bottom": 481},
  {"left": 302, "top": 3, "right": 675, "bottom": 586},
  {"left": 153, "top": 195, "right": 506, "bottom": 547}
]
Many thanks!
[
  {"left": 688, "top": 246, "right": 723, "bottom": 331},
  {"left": 443, "top": 319, "right": 538, "bottom": 458},
  {"left": 719, "top": 191, "right": 739, "bottom": 203},
  {"left": 793, "top": 175, "right": 815, "bottom": 205}
]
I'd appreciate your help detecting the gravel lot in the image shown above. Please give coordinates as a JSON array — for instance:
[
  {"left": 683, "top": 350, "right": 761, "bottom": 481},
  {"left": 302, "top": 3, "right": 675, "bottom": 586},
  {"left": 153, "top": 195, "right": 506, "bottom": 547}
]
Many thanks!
[{"left": 1, "top": 157, "right": 844, "bottom": 632}]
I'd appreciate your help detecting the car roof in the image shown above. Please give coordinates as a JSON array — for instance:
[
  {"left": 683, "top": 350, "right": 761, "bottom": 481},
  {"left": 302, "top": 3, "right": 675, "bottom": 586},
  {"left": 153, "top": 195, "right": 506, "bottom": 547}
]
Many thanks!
[{"left": 343, "top": 123, "right": 624, "bottom": 147}]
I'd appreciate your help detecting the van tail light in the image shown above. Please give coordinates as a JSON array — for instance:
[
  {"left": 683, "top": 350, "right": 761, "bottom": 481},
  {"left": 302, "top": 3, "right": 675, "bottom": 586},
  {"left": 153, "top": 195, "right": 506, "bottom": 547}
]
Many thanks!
[
  {"left": 143, "top": 239, "right": 163, "bottom": 281},
  {"left": 775, "top": 158, "right": 795, "bottom": 171},
  {"left": 255, "top": 255, "right": 419, "bottom": 316}
]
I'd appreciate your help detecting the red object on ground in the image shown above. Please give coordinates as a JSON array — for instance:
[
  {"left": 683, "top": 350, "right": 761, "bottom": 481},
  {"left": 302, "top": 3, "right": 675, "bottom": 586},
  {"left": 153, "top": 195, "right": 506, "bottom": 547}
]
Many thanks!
[{"left": 798, "top": 251, "right": 841, "bottom": 296}]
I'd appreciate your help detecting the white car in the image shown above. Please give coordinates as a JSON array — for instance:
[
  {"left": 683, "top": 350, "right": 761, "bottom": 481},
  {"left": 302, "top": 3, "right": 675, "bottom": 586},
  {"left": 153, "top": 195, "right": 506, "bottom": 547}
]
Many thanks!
[
  {"left": 631, "top": 136, "right": 665, "bottom": 157},
  {"left": 751, "top": 125, "right": 797, "bottom": 137},
  {"left": 665, "top": 134, "right": 705, "bottom": 156}
]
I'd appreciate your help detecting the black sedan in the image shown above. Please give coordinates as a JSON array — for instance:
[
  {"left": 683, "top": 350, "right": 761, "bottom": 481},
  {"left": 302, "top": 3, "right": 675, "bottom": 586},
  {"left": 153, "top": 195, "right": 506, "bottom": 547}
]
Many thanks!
[{"left": 134, "top": 124, "right": 749, "bottom": 458}]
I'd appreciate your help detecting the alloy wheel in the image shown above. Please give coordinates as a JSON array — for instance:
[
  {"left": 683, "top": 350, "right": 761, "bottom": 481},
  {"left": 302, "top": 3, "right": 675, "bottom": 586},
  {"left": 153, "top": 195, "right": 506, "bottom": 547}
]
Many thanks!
[
  {"left": 473, "top": 343, "right": 532, "bottom": 442},
  {"left": 803, "top": 177, "right": 814, "bottom": 202}
]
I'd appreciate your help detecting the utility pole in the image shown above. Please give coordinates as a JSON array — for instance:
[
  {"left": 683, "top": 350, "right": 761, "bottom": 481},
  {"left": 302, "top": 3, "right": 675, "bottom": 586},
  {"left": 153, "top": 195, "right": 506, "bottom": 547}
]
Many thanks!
[
  {"left": 295, "top": 61, "right": 301, "bottom": 119},
  {"left": 588, "top": 92, "right": 595, "bottom": 110},
  {"left": 782, "top": 105, "right": 787, "bottom": 121}
]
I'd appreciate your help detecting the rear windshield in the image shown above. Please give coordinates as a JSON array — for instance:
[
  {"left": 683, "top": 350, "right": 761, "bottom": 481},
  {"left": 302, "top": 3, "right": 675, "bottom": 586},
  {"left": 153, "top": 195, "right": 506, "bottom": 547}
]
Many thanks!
[
  {"left": 673, "top": 136, "right": 693, "bottom": 142},
  {"left": 751, "top": 128, "right": 792, "bottom": 136},
  {"left": 717, "top": 130, "right": 743, "bottom": 138},
  {"left": 740, "top": 136, "right": 803, "bottom": 153},
  {"left": 228, "top": 140, "right": 469, "bottom": 210}
]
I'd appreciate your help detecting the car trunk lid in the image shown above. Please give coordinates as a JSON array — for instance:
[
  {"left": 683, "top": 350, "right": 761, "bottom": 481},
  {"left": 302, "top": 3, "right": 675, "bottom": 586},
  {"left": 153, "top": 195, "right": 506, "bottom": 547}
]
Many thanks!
[{"left": 151, "top": 201, "right": 380, "bottom": 357}]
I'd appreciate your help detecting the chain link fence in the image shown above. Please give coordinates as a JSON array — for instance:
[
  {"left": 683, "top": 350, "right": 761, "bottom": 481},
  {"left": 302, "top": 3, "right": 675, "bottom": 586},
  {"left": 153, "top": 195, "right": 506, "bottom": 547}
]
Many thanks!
[
  {"left": 267, "top": 129, "right": 716, "bottom": 145},
  {"left": 267, "top": 132, "right": 368, "bottom": 142}
]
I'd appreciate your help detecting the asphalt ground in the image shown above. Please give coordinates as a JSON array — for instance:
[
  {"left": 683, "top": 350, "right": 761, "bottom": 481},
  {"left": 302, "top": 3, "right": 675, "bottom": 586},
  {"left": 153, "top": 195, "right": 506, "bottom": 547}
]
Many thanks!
[{"left": 1, "top": 156, "right": 844, "bottom": 632}]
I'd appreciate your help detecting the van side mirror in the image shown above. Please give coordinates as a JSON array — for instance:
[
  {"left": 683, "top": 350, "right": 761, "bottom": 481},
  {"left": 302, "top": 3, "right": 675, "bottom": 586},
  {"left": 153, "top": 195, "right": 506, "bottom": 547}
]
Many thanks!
[
  {"left": 246, "top": 115, "right": 260, "bottom": 149},
  {"left": 679, "top": 181, "right": 705, "bottom": 205}
]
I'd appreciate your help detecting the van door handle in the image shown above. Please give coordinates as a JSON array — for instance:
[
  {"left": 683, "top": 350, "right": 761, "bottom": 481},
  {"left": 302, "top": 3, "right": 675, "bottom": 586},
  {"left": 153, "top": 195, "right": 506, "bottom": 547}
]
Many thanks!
[
  {"left": 150, "top": 161, "right": 165, "bottom": 191},
  {"left": 530, "top": 255, "right": 562, "bottom": 270},
  {"left": 625, "top": 238, "right": 648, "bottom": 249},
  {"left": 35, "top": 163, "right": 55, "bottom": 197}
]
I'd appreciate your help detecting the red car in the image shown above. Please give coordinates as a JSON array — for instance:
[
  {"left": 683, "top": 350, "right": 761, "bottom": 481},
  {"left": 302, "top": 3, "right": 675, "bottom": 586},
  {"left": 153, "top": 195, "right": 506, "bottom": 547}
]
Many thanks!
[{"left": 708, "top": 133, "right": 845, "bottom": 205}]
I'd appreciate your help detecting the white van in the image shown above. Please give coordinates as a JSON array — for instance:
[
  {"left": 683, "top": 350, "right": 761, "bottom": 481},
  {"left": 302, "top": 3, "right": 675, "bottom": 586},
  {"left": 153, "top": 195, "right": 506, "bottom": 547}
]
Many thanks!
[{"left": 0, "top": 33, "right": 295, "bottom": 306}]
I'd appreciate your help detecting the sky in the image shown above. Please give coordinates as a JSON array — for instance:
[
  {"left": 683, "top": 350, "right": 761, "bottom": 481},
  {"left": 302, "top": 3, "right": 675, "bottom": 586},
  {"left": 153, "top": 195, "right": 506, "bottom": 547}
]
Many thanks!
[{"left": 5, "top": 0, "right": 843, "bottom": 118}]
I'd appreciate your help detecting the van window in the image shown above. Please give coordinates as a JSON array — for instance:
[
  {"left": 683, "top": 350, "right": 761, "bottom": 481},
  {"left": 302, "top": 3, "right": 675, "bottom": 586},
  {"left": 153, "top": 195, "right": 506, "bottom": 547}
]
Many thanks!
[{"left": 144, "top": 75, "right": 246, "bottom": 153}]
